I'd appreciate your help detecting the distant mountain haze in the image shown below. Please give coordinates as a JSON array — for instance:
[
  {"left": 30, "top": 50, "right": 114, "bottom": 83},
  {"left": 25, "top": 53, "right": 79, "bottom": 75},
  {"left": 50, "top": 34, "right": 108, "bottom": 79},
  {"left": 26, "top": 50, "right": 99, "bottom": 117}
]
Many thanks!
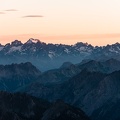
[
  {"left": 0, "top": 54, "right": 119, "bottom": 119},
  {"left": 0, "top": 39, "right": 120, "bottom": 71},
  {"left": 0, "top": 58, "right": 120, "bottom": 92}
]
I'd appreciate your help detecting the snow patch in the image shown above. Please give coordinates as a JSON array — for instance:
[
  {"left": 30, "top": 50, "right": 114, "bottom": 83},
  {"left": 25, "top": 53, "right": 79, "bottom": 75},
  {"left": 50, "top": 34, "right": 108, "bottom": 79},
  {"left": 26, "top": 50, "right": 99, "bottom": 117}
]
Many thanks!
[
  {"left": 109, "top": 48, "right": 119, "bottom": 53},
  {"left": 48, "top": 51, "right": 55, "bottom": 59},
  {"left": 8, "top": 46, "right": 22, "bottom": 53},
  {"left": 76, "top": 47, "right": 86, "bottom": 52},
  {"left": 117, "top": 46, "right": 120, "bottom": 51},
  {"left": 64, "top": 48, "right": 70, "bottom": 53},
  {"left": 26, "top": 38, "right": 40, "bottom": 44},
  {"left": 0, "top": 47, "right": 4, "bottom": 51}
]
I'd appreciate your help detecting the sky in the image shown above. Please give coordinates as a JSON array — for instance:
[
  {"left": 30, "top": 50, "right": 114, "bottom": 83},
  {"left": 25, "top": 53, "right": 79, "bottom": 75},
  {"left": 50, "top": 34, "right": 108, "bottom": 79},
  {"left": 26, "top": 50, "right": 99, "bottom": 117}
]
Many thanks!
[{"left": 0, "top": 0, "right": 120, "bottom": 46}]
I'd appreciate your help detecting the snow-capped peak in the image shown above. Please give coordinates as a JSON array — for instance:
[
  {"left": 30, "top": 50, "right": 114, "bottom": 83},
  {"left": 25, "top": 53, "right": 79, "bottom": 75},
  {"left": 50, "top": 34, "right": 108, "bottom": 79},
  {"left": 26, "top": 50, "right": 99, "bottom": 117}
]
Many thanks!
[
  {"left": 0, "top": 44, "right": 3, "bottom": 47},
  {"left": 26, "top": 38, "right": 40, "bottom": 44}
]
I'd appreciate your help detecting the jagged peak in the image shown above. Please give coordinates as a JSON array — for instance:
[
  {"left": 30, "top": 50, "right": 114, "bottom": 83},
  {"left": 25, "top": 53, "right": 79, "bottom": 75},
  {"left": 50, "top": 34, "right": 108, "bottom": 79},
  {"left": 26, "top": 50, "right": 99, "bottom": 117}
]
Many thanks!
[
  {"left": 0, "top": 43, "right": 4, "bottom": 47},
  {"left": 11, "top": 40, "right": 23, "bottom": 46},
  {"left": 110, "top": 42, "right": 120, "bottom": 46},
  {"left": 5, "top": 43, "right": 10, "bottom": 47},
  {"left": 114, "top": 42, "right": 120, "bottom": 45},
  {"left": 25, "top": 38, "right": 41, "bottom": 44},
  {"left": 73, "top": 42, "right": 92, "bottom": 47}
]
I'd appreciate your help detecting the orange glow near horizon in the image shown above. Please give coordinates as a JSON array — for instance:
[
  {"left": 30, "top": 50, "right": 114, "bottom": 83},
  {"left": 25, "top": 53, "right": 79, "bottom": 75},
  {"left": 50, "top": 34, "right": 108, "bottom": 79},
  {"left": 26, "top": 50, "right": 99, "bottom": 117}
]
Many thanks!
[
  {"left": 0, "top": 0, "right": 120, "bottom": 45},
  {"left": 1, "top": 34, "right": 120, "bottom": 46}
]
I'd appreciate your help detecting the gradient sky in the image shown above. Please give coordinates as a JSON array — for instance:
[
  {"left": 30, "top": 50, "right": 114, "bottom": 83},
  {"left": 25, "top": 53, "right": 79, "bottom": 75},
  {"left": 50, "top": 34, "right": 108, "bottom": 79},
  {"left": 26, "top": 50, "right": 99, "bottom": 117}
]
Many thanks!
[{"left": 0, "top": 0, "right": 120, "bottom": 46}]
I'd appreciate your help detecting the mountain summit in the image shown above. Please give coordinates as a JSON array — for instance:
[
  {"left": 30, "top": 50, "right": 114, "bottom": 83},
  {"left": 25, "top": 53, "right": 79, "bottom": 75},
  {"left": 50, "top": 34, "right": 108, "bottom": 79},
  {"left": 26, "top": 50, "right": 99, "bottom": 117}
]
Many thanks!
[{"left": 25, "top": 38, "right": 41, "bottom": 44}]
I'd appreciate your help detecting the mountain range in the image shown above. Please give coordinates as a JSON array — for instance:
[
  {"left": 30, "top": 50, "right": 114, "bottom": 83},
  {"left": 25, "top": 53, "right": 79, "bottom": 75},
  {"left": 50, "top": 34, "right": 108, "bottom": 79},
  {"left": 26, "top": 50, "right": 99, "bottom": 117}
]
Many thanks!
[
  {"left": 22, "top": 69, "right": 120, "bottom": 120},
  {"left": 0, "top": 58, "right": 119, "bottom": 119},
  {"left": 16, "top": 59, "right": 120, "bottom": 120},
  {"left": 0, "top": 58, "right": 120, "bottom": 92},
  {"left": 23, "top": 58, "right": 120, "bottom": 85},
  {"left": 1, "top": 39, "right": 120, "bottom": 71},
  {"left": 1, "top": 39, "right": 120, "bottom": 120}
]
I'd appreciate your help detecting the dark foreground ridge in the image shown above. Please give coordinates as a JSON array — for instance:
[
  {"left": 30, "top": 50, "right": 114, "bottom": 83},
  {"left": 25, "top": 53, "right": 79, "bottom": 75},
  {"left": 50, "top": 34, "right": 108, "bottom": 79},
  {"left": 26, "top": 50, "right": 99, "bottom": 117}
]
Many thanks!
[{"left": 0, "top": 91, "right": 90, "bottom": 120}]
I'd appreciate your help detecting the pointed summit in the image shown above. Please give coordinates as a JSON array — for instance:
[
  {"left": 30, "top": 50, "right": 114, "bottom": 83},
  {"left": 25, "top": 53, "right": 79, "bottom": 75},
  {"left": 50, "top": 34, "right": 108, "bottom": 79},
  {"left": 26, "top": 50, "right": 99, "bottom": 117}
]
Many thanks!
[
  {"left": 0, "top": 43, "right": 3, "bottom": 47},
  {"left": 11, "top": 40, "right": 23, "bottom": 46},
  {"left": 73, "top": 42, "right": 90, "bottom": 47},
  {"left": 25, "top": 38, "right": 41, "bottom": 44}
]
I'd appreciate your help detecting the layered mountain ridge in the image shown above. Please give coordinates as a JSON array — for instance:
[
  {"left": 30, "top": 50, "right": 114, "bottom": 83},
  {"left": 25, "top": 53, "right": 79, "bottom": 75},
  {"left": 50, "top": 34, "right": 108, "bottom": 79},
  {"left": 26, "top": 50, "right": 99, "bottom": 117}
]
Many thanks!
[
  {"left": 0, "top": 58, "right": 119, "bottom": 119},
  {"left": 1, "top": 39, "right": 120, "bottom": 71},
  {"left": 23, "top": 69, "right": 120, "bottom": 120},
  {"left": 0, "top": 58, "right": 120, "bottom": 92},
  {"left": 1, "top": 39, "right": 120, "bottom": 120},
  {"left": 0, "top": 62, "right": 41, "bottom": 91},
  {"left": 15, "top": 59, "right": 120, "bottom": 120}
]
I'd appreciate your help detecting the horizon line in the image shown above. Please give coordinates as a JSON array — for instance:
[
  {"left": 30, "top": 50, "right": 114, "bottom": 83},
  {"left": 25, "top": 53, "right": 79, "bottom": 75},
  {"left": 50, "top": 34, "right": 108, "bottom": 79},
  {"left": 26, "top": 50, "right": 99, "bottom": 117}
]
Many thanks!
[
  {"left": 0, "top": 37, "right": 120, "bottom": 47},
  {"left": 0, "top": 33, "right": 120, "bottom": 46}
]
